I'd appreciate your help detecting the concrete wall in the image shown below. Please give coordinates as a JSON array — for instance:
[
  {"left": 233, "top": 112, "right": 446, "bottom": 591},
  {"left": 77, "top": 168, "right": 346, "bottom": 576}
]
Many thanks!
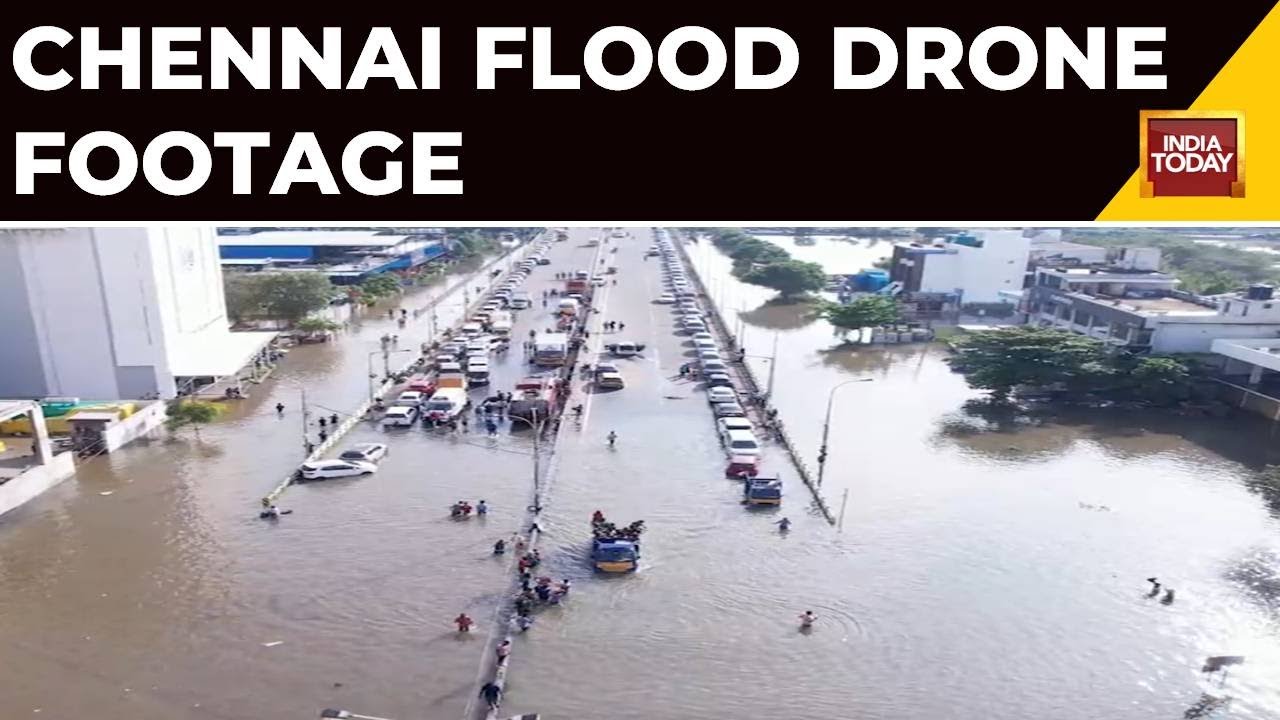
[
  {"left": 0, "top": 236, "right": 48, "bottom": 397},
  {"left": 100, "top": 401, "right": 168, "bottom": 453},
  {"left": 1153, "top": 321, "right": 1280, "bottom": 353},
  {"left": 0, "top": 450, "right": 76, "bottom": 519},
  {"left": 14, "top": 229, "right": 129, "bottom": 400},
  {"left": 0, "top": 227, "right": 232, "bottom": 401}
]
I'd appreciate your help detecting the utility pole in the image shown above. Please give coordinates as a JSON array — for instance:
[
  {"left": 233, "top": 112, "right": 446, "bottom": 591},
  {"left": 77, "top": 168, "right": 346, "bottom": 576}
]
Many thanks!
[
  {"left": 300, "top": 389, "right": 310, "bottom": 453},
  {"left": 766, "top": 333, "right": 779, "bottom": 400},
  {"left": 838, "top": 488, "right": 850, "bottom": 532}
]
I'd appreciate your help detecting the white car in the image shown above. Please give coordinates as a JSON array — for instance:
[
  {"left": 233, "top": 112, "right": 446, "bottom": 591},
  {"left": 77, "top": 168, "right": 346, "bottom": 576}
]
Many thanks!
[
  {"left": 693, "top": 339, "right": 717, "bottom": 350},
  {"left": 698, "top": 349, "right": 722, "bottom": 362},
  {"left": 656, "top": 293, "right": 675, "bottom": 304},
  {"left": 707, "top": 386, "right": 737, "bottom": 404},
  {"left": 340, "top": 443, "right": 388, "bottom": 463},
  {"left": 591, "top": 277, "right": 607, "bottom": 286},
  {"left": 396, "top": 390, "right": 426, "bottom": 406},
  {"left": 723, "top": 429, "right": 761, "bottom": 456},
  {"left": 717, "top": 417, "right": 753, "bottom": 442},
  {"left": 596, "top": 371, "right": 625, "bottom": 390},
  {"left": 691, "top": 332, "right": 714, "bottom": 342},
  {"left": 299, "top": 459, "right": 377, "bottom": 480}
]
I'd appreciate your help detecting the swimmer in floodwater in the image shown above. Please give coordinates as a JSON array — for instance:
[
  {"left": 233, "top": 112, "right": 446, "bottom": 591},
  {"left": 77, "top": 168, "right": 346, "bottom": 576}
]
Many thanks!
[
  {"left": 776, "top": 517, "right": 792, "bottom": 532},
  {"left": 1146, "top": 577, "right": 1161, "bottom": 598},
  {"left": 799, "top": 610, "right": 817, "bottom": 629},
  {"left": 1162, "top": 588, "right": 1176, "bottom": 605},
  {"left": 493, "top": 539, "right": 506, "bottom": 555}
]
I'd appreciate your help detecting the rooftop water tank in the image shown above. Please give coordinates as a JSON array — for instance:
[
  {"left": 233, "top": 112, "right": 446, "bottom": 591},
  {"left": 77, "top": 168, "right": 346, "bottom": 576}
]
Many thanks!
[{"left": 1246, "top": 284, "right": 1274, "bottom": 301}]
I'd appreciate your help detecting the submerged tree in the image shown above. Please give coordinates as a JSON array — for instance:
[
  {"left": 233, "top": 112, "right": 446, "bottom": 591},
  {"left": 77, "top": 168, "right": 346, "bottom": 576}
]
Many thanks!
[
  {"left": 947, "top": 326, "right": 1110, "bottom": 402},
  {"left": 740, "top": 259, "right": 827, "bottom": 299},
  {"left": 165, "top": 400, "right": 223, "bottom": 441},
  {"left": 821, "top": 297, "right": 899, "bottom": 336}
]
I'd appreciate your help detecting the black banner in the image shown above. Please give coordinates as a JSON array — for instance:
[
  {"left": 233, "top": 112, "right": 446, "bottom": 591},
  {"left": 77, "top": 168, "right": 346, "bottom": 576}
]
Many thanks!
[{"left": 1, "top": 2, "right": 1274, "bottom": 220}]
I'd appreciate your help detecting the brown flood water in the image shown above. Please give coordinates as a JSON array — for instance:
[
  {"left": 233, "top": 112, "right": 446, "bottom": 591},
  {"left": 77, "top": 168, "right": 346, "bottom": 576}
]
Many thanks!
[{"left": 2, "top": 230, "right": 1279, "bottom": 720}]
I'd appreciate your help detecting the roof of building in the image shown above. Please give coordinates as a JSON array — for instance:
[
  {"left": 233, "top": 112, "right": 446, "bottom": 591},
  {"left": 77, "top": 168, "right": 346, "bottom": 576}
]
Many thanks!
[
  {"left": 217, "top": 231, "right": 420, "bottom": 248},
  {"left": 1043, "top": 267, "right": 1177, "bottom": 283},
  {"left": 168, "top": 330, "right": 279, "bottom": 378},
  {"left": 0, "top": 401, "right": 35, "bottom": 423}
]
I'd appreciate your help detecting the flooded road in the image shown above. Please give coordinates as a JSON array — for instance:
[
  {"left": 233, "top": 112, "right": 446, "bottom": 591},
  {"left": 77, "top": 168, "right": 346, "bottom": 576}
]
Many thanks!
[
  {"left": 3, "top": 229, "right": 1280, "bottom": 720},
  {"left": 506, "top": 232, "right": 1280, "bottom": 720},
  {"left": 0, "top": 238, "right": 590, "bottom": 720}
]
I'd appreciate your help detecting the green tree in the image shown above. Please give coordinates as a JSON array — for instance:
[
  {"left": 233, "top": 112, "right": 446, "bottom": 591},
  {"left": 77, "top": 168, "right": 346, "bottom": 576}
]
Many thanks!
[
  {"left": 821, "top": 297, "right": 899, "bottom": 336},
  {"left": 256, "top": 272, "right": 335, "bottom": 326},
  {"left": 223, "top": 274, "right": 266, "bottom": 324},
  {"left": 295, "top": 317, "right": 340, "bottom": 333},
  {"left": 1126, "top": 356, "right": 1192, "bottom": 405},
  {"left": 741, "top": 260, "right": 827, "bottom": 298},
  {"left": 360, "top": 274, "right": 402, "bottom": 301},
  {"left": 947, "top": 326, "right": 1111, "bottom": 402},
  {"left": 165, "top": 400, "right": 223, "bottom": 441}
]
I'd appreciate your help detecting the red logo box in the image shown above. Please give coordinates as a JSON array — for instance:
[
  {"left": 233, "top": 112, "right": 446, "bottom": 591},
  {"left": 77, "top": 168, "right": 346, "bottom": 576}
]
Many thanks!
[{"left": 1140, "top": 110, "right": 1245, "bottom": 198}]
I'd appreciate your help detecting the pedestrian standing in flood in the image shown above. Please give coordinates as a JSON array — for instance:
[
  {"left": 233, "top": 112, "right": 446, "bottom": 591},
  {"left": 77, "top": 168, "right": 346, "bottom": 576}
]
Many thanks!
[
  {"left": 495, "top": 639, "right": 512, "bottom": 665},
  {"left": 275, "top": 403, "right": 285, "bottom": 415}
]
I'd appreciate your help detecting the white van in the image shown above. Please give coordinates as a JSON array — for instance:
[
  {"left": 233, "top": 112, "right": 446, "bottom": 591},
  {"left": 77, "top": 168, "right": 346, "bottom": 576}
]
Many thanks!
[
  {"left": 489, "top": 311, "right": 513, "bottom": 336},
  {"left": 724, "top": 429, "right": 761, "bottom": 456},
  {"left": 558, "top": 298, "right": 580, "bottom": 317},
  {"left": 381, "top": 405, "right": 419, "bottom": 427},
  {"left": 509, "top": 292, "right": 532, "bottom": 309},
  {"left": 466, "top": 359, "right": 491, "bottom": 385},
  {"left": 422, "top": 388, "right": 468, "bottom": 422},
  {"left": 461, "top": 322, "right": 483, "bottom": 338}
]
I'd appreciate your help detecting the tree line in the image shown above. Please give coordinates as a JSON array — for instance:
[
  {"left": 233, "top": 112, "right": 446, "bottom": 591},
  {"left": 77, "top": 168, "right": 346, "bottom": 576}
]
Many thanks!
[{"left": 947, "top": 326, "right": 1202, "bottom": 406}]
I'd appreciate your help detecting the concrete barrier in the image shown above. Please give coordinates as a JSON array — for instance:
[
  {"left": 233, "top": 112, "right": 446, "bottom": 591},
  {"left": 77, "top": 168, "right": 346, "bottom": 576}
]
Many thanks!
[{"left": 669, "top": 229, "right": 835, "bottom": 525}]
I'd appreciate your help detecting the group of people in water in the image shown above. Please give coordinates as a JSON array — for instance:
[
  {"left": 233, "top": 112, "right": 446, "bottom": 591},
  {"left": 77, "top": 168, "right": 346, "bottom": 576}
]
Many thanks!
[
  {"left": 591, "top": 511, "right": 644, "bottom": 541},
  {"left": 450, "top": 499, "right": 488, "bottom": 518}
]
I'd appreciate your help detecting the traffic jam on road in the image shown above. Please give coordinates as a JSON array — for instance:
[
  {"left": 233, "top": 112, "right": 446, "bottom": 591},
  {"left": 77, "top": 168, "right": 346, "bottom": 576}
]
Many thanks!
[
  {"left": 290, "top": 227, "right": 783, "bottom": 552},
  {"left": 265, "top": 227, "right": 797, "bottom": 718}
]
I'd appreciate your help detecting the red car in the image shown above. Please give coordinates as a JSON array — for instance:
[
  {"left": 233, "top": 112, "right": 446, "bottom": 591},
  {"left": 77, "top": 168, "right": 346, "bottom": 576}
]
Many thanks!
[{"left": 725, "top": 455, "right": 760, "bottom": 479}]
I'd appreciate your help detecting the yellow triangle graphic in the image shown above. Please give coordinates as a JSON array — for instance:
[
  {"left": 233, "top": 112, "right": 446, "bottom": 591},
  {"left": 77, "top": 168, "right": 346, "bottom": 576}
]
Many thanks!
[{"left": 1098, "top": 5, "right": 1280, "bottom": 219}]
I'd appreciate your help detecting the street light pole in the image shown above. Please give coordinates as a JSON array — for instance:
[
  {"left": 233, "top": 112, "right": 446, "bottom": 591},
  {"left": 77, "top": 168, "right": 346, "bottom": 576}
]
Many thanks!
[
  {"left": 766, "top": 333, "right": 779, "bottom": 400},
  {"left": 367, "top": 349, "right": 414, "bottom": 403},
  {"left": 816, "top": 378, "right": 873, "bottom": 487}
]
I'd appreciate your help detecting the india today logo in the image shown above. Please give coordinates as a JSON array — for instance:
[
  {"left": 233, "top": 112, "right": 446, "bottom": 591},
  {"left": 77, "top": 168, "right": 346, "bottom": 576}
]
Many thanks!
[{"left": 1140, "top": 110, "right": 1244, "bottom": 198}]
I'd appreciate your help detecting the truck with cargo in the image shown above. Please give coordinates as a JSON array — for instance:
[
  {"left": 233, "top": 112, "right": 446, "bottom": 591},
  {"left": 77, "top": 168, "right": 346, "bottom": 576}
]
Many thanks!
[
  {"left": 489, "top": 311, "right": 514, "bottom": 336},
  {"left": 533, "top": 333, "right": 569, "bottom": 367},
  {"left": 508, "top": 376, "right": 559, "bottom": 423}
]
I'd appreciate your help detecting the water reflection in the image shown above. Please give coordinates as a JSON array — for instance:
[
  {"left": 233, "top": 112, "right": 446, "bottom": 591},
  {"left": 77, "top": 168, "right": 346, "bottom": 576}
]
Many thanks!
[{"left": 737, "top": 299, "right": 818, "bottom": 331}]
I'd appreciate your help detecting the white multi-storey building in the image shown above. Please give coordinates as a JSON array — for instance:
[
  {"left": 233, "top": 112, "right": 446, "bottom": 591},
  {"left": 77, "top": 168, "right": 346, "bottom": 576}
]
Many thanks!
[
  {"left": 0, "top": 227, "right": 276, "bottom": 400},
  {"left": 889, "top": 230, "right": 1031, "bottom": 305}
]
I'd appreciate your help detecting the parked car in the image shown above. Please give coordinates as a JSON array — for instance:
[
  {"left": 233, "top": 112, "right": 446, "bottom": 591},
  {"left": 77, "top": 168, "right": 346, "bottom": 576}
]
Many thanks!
[
  {"left": 537, "top": 258, "right": 552, "bottom": 265},
  {"left": 707, "top": 386, "right": 738, "bottom": 404},
  {"left": 723, "top": 429, "right": 761, "bottom": 456},
  {"left": 713, "top": 402, "right": 747, "bottom": 418},
  {"left": 655, "top": 293, "right": 675, "bottom": 304},
  {"left": 340, "top": 443, "right": 388, "bottom": 463},
  {"left": 705, "top": 372, "right": 733, "bottom": 388},
  {"left": 717, "top": 417, "right": 753, "bottom": 442},
  {"left": 299, "top": 459, "right": 377, "bottom": 480},
  {"left": 702, "top": 360, "right": 728, "bottom": 374}
]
